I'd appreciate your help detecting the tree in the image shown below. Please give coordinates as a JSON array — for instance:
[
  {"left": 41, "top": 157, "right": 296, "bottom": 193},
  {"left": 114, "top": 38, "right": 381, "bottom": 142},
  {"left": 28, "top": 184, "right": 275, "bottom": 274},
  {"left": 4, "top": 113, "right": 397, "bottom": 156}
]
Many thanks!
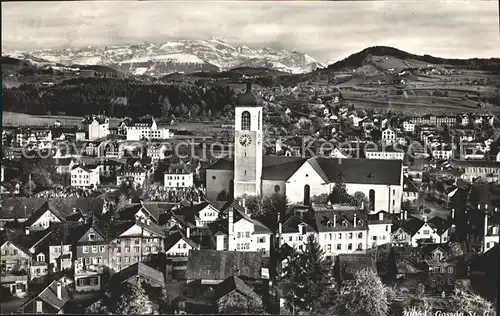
[
  {"left": 446, "top": 289, "right": 495, "bottom": 316},
  {"left": 328, "top": 177, "right": 355, "bottom": 205},
  {"left": 110, "top": 283, "right": 152, "bottom": 315},
  {"left": 86, "top": 299, "right": 109, "bottom": 314},
  {"left": 334, "top": 269, "right": 389, "bottom": 316},
  {"left": 352, "top": 191, "right": 369, "bottom": 210},
  {"left": 282, "top": 235, "right": 331, "bottom": 314},
  {"left": 218, "top": 292, "right": 266, "bottom": 315},
  {"left": 159, "top": 95, "right": 171, "bottom": 117}
]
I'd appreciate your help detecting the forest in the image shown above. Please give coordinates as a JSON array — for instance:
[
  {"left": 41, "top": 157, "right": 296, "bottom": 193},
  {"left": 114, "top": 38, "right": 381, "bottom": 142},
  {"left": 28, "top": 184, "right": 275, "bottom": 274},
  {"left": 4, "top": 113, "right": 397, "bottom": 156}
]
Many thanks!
[{"left": 3, "top": 77, "right": 237, "bottom": 119}]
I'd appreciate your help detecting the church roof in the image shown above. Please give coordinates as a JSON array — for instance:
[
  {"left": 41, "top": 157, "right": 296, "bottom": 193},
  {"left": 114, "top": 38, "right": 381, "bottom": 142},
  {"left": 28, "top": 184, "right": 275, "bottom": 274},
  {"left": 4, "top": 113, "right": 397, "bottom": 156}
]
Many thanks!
[
  {"left": 207, "top": 156, "right": 402, "bottom": 185},
  {"left": 235, "top": 83, "right": 264, "bottom": 107}
]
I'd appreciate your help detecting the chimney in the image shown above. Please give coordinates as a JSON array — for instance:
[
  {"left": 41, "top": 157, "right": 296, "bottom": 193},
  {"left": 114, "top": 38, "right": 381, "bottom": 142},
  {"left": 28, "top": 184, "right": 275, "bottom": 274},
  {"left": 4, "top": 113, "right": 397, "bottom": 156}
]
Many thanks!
[
  {"left": 485, "top": 204, "right": 488, "bottom": 210},
  {"left": 423, "top": 214, "right": 428, "bottom": 223},
  {"left": 361, "top": 201, "right": 364, "bottom": 210},
  {"left": 228, "top": 207, "right": 234, "bottom": 246},
  {"left": 451, "top": 208, "right": 455, "bottom": 219},
  {"left": 56, "top": 282, "right": 62, "bottom": 300},
  {"left": 478, "top": 204, "right": 481, "bottom": 210},
  {"left": 379, "top": 212, "right": 384, "bottom": 221},
  {"left": 246, "top": 82, "right": 252, "bottom": 92},
  {"left": 353, "top": 214, "right": 357, "bottom": 227},
  {"left": 25, "top": 228, "right": 30, "bottom": 235},
  {"left": 333, "top": 214, "right": 337, "bottom": 227},
  {"left": 403, "top": 210, "right": 408, "bottom": 221},
  {"left": 484, "top": 212, "right": 489, "bottom": 237},
  {"left": 327, "top": 200, "right": 332, "bottom": 206},
  {"left": 186, "top": 227, "right": 190, "bottom": 239}
]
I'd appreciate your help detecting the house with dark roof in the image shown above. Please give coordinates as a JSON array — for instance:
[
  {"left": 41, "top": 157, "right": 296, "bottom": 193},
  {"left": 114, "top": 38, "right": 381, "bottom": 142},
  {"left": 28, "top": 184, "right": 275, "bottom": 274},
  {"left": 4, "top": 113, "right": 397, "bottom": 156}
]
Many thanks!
[
  {"left": 213, "top": 275, "right": 264, "bottom": 314},
  {"left": 213, "top": 201, "right": 272, "bottom": 257},
  {"left": 23, "top": 202, "right": 65, "bottom": 231},
  {"left": 19, "top": 280, "right": 70, "bottom": 314},
  {"left": 186, "top": 249, "right": 263, "bottom": 284},
  {"left": 160, "top": 202, "right": 221, "bottom": 229},
  {"left": 421, "top": 243, "right": 451, "bottom": 261},
  {"left": 392, "top": 215, "right": 450, "bottom": 248},
  {"left": 0, "top": 232, "right": 34, "bottom": 297},
  {"left": 46, "top": 222, "right": 80, "bottom": 273},
  {"left": 277, "top": 213, "right": 317, "bottom": 251},
  {"left": 73, "top": 218, "right": 109, "bottom": 292},
  {"left": 108, "top": 262, "right": 165, "bottom": 289},
  {"left": 164, "top": 163, "right": 195, "bottom": 188},
  {"left": 70, "top": 164, "right": 100, "bottom": 187},
  {"left": 164, "top": 230, "right": 199, "bottom": 257},
  {"left": 106, "top": 218, "right": 166, "bottom": 273},
  {"left": 403, "top": 175, "right": 420, "bottom": 202}
]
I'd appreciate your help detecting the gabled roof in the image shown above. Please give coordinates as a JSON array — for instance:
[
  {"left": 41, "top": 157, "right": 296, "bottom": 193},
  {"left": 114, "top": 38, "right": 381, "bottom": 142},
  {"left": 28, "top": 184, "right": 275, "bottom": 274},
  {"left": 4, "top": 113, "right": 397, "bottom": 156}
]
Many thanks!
[
  {"left": 261, "top": 159, "right": 307, "bottom": 181},
  {"left": 23, "top": 202, "right": 65, "bottom": 227},
  {"left": 312, "top": 210, "right": 368, "bottom": 232},
  {"left": 164, "top": 230, "right": 198, "bottom": 252},
  {"left": 311, "top": 157, "right": 402, "bottom": 185},
  {"left": 427, "top": 216, "right": 452, "bottom": 235},
  {"left": 0, "top": 229, "right": 51, "bottom": 255},
  {"left": 0, "top": 198, "right": 105, "bottom": 221},
  {"left": 214, "top": 276, "right": 261, "bottom": 302},
  {"left": 186, "top": 250, "right": 262, "bottom": 280},
  {"left": 105, "top": 219, "right": 166, "bottom": 240},
  {"left": 403, "top": 176, "right": 420, "bottom": 193},
  {"left": 401, "top": 217, "right": 426, "bottom": 236},
  {"left": 21, "top": 280, "right": 70, "bottom": 312},
  {"left": 280, "top": 214, "right": 317, "bottom": 234},
  {"left": 207, "top": 158, "right": 233, "bottom": 170},
  {"left": 109, "top": 262, "right": 165, "bottom": 288},
  {"left": 421, "top": 243, "right": 450, "bottom": 257}
]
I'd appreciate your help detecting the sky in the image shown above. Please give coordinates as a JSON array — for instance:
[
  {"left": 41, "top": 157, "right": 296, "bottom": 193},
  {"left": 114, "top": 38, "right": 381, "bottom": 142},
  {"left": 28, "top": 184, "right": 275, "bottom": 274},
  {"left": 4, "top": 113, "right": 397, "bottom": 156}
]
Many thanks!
[{"left": 2, "top": 1, "right": 499, "bottom": 63}]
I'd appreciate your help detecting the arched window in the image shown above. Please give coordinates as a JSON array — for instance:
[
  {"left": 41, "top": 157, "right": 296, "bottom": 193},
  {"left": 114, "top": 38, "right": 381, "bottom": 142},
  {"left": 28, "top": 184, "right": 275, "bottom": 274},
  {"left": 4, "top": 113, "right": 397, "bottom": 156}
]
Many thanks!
[
  {"left": 369, "top": 189, "right": 375, "bottom": 211},
  {"left": 274, "top": 185, "right": 280, "bottom": 193},
  {"left": 303, "top": 185, "right": 310, "bottom": 206},
  {"left": 258, "top": 111, "right": 261, "bottom": 130},
  {"left": 241, "top": 111, "right": 251, "bottom": 131}
]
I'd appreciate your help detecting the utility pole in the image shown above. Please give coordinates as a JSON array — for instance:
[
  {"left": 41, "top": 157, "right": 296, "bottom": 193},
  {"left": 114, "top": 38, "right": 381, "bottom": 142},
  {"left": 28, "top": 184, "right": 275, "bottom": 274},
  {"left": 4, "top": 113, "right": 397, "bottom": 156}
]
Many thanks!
[{"left": 28, "top": 173, "right": 32, "bottom": 198}]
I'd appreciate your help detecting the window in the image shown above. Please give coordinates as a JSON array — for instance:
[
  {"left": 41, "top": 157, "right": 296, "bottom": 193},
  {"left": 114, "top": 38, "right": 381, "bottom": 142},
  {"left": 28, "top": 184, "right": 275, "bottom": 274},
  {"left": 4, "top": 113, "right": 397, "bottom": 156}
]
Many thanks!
[
  {"left": 241, "top": 111, "right": 251, "bottom": 130},
  {"left": 357, "top": 232, "right": 363, "bottom": 239},
  {"left": 36, "top": 300, "right": 43, "bottom": 313},
  {"left": 37, "top": 254, "right": 45, "bottom": 262},
  {"left": 83, "top": 246, "right": 89, "bottom": 253},
  {"left": 348, "top": 233, "right": 353, "bottom": 239},
  {"left": 99, "top": 246, "right": 105, "bottom": 253},
  {"left": 327, "top": 244, "right": 332, "bottom": 251},
  {"left": 274, "top": 185, "right": 280, "bottom": 193},
  {"left": 134, "top": 247, "right": 140, "bottom": 252},
  {"left": 336, "top": 244, "right": 341, "bottom": 250},
  {"left": 369, "top": 189, "right": 375, "bottom": 211},
  {"left": 125, "top": 247, "right": 130, "bottom": 253},
  {"left": 423, "top": 230, "right": 430, "bottom": 235},
  {"left": 92, "top": 246, "right": 97, "bottom": 253},
  {"left": 245, "top": 232, "right": 250, "bottom": 238},
  {"left": 258, "top": 237, "right": 266, "bottom": 243},
  {"left": 357, "top": 243, "right": 363, "bottom": 250},
  {"left": 303, "top": 185, "right": 310, "bottom": 206},
  {"left": 337, "top": 233, "right": 342, "bottom": 240},
  {"left": 348, "top": 243, "right": 353, "bottom": 250}
]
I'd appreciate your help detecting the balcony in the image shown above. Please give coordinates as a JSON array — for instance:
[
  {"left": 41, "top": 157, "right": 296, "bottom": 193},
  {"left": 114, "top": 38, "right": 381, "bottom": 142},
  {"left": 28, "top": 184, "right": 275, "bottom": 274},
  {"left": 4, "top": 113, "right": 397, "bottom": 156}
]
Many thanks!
[{"left": 74, "top": 263, "right": 104, "bottom": 276}]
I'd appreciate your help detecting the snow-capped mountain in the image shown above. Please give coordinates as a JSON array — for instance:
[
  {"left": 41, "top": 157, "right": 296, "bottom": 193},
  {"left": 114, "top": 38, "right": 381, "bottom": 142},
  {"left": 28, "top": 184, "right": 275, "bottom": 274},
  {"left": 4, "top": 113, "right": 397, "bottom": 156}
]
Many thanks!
[{"left": 4, "top": 37, "right": 324, "bottom": 76}]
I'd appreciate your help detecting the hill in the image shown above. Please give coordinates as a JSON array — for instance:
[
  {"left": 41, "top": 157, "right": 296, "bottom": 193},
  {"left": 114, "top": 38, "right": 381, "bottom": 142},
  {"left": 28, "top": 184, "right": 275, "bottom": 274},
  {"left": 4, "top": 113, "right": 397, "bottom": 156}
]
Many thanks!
[{"left": 325, "top": 46, "right": 500, "bottom": 73}]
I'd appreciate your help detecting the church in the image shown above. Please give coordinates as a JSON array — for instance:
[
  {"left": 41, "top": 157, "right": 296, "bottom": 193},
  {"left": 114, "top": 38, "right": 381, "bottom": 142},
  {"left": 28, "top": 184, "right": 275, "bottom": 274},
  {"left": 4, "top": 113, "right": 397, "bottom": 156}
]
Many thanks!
[{"left": 206, "top": 83, "right": 404, "bottom": 214}]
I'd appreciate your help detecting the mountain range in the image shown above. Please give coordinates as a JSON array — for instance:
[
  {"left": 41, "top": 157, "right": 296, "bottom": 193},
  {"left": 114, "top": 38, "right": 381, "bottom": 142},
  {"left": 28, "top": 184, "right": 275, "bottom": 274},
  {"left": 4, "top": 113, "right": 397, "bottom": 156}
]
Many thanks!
[{"left": 2, "top": 37, "right": 324, "bottom": 77}]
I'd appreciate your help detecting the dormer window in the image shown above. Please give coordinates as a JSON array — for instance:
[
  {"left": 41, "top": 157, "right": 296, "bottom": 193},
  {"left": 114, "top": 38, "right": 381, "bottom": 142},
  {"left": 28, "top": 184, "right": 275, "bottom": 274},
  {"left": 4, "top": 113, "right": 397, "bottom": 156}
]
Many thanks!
[
  {"left": 326, "top": 220, "right": 334, "bottom": 228},
  {"left": 88, "top": 233, "right": 96, "bottom": 241},
  {"left": 342, "top": 220, "right": 348, "bottom": 227},
  {"left": 299, "top": 224, "right": 306, "bottom": 235},
  {"left": 37, "top": 253, "right": 45, "bottom": 262}
]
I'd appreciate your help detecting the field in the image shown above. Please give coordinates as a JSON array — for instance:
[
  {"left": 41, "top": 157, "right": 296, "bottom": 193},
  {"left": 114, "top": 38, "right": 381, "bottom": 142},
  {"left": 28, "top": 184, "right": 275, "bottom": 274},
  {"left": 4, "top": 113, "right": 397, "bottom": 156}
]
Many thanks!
[
  {"left": 2, "top": 112, "right": 85, "bottom": 127},
  {"left": 2, "top": 111, "right": 228, "bottom": 137}
]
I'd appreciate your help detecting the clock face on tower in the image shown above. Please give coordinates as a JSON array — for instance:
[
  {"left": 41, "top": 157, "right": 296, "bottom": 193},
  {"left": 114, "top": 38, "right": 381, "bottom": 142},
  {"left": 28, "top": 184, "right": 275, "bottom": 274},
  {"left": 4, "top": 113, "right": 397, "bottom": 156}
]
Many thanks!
[{"left": 239, "top": 134, "right": 252, "bottom": 147}]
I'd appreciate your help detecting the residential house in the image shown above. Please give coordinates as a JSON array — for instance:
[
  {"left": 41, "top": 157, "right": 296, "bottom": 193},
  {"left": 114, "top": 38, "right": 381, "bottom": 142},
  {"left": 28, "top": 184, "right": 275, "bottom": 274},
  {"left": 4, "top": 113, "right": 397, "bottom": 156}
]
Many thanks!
[
  {"left": 73, "top": 219, "right": 109, "bottom": 292},
  {"left": 403, "top": 176, "right": 420, "bottom": 203},
  {"left": 18, "top": 280, "right": 70, "bottom": 314},
  {"left": 116, "top": 167, "right": 150, "bottom": 188},
  {"left": 164, "top": 164, "right": 195, "bottom": 188},
  {"left": 219, "top": 202, "right": 272, "bottom": 257},
  {"left": 108, "top": 261, "right": 165, "bottom": 293},
  {"left": 70, "top": 165, "right": 100, "bottom": 188},
  {"left": 213, "top": 276, "right": 264, "bottom": 314},
  {"left": 394, "top": 215, "right": 448, "bottom": 247},
  {"left": 164, "top": 230, "right": 199, "bottom": 257},
  {"left": 0, "top": 236, "right": 31, "bottom": 297},
  {"left": 185, "top": 250, "right": 263, "bottom": 285},
  {"left": 367, "top": 211, "right": 393, "bottom": 252},
  {"left": 403, "top": 121, "right": 416, "bottom": 133},
  {"left": 277, "top": 213, "right": 317, "bottom": 252},
  {"left": 453, "top": 160, "right": 500, "bottom": 183},
  {"left": 364, "top": 147, "right": 405, "bottom": 161},
  {"left": 106, "top": 219, "right": 166, "bottom": 273}
]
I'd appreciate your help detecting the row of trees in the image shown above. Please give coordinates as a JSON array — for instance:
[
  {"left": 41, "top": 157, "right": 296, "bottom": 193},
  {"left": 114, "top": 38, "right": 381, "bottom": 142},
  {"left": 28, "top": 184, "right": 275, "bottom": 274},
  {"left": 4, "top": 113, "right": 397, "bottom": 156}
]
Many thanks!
[{"left": 3, "top": 77, "right": 236, "bottom": 119}]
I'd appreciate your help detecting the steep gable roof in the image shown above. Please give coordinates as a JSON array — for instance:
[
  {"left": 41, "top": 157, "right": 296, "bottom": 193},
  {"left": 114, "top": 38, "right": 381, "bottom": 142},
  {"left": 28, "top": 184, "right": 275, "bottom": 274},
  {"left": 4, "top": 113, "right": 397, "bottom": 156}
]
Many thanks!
[
  {"left": 403, "top": 176, "right": 420, "bottom": 193},
  {"left": 261, "top": 158, "right": 307, "bottom": 181},
  {"left": 21, "top": 280, "right": 70, "bottom": 312},
  {"left": 214, "top": 276, "right": 261, "bottom": 302},
  {"left": 164, "top": 230, "right": 198, "bottom": 251},
  {"left": 23, "top": 202, "right": 65, "bottom": 227},
  {"left": 402, "top": 217, "right": 426, "bottom": 236},
  {"left": 109, "top": 262, "right": 165, "bottom": 288}
]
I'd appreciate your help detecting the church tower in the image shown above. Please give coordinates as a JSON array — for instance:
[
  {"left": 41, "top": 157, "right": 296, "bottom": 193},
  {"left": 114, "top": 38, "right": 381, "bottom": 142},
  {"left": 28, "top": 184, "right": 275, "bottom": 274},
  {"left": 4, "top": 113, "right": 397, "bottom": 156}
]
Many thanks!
[{"left": 233, "top": 83, "right": 263, "bottom": 198}]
